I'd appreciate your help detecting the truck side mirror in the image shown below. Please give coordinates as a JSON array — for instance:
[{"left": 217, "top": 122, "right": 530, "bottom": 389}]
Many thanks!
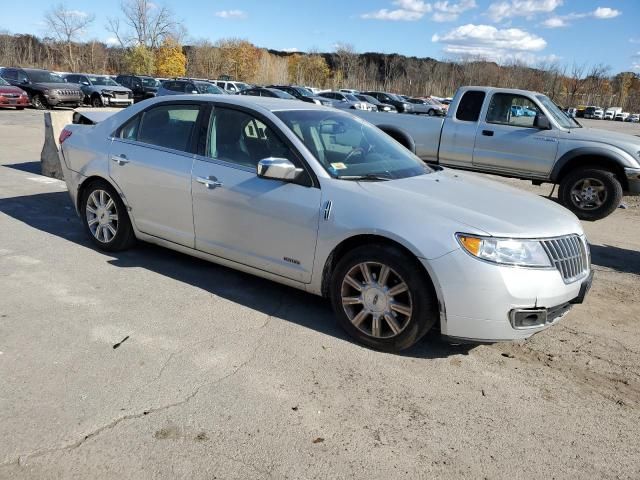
[{"left": 535, "top": 114, "right": 551, "bottom": 130}]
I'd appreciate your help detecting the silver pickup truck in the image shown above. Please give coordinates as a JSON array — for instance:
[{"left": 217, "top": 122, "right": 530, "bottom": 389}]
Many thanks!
[{"left": 354, "top": 86, "right": 640, "bottom": 220}]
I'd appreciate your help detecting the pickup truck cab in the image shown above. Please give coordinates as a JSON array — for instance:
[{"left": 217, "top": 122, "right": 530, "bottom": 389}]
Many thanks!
[{"left": 354, "top": 86, "right": 640, "bottom": 220}]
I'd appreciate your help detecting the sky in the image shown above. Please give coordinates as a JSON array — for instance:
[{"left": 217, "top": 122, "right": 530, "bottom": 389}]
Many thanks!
[{"left": 1, "top": 0, "right": 639, "bottom": 74}]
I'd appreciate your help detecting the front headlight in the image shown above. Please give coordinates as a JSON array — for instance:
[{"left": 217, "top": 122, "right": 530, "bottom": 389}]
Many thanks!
[
  {"left": 456, "top": 234, "right": 552, "bottom": 267},
  {"left": 313, "top": 99, "right": 322, "bottom": 105}
]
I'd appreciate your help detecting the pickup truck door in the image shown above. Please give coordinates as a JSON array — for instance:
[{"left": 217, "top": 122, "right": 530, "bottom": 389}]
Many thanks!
[
  {"left": 191, "top": 106, "right": 321, "bottom": 283},
  {"left": 472, "top": 92, "right": 558, "bottom": 176}
]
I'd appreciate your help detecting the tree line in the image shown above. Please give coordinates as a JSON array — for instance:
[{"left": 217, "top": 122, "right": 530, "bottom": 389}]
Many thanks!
[{"left": 1, "top": 0, "right": 639, "bottom": 112}]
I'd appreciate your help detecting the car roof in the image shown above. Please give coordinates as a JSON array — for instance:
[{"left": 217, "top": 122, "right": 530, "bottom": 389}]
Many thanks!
[{"left": 150, "top": 94, "right": 328, "bottom": 113}]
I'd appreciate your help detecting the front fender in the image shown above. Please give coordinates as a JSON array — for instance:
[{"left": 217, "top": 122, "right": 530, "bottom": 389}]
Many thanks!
[{"left": 551, "top": 146, "right": 638, "bottom": 181}]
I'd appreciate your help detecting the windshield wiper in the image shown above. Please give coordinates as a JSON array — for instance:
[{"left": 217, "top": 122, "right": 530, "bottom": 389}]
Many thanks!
[{"left": 338, "top": 173, "right": 393, "bottom": 181}]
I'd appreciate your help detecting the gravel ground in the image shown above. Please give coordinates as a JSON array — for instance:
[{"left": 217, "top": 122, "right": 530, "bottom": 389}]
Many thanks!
[{"left": 0, "top": 110, "right": 638, "bottom": 480}]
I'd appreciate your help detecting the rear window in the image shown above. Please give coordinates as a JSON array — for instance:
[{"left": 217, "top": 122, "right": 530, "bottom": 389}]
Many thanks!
[
  {"left": 456, "top": 91, "right": 485, "bottom": 122},
  {"left": 133, "top": 104, "right": 201, "bottom": 152}
]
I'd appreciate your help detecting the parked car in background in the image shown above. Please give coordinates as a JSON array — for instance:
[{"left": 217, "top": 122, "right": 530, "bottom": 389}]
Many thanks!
[
  {"left": 339, "top": 88, "right": 359, "bottom": 94},
  {"left": 583, "top": 106, "right": 602, "bottom": 119},
  {"left": 615, "top": 112, "right": 630, "bottom": 121},
  {"left": 115, "top": 75, "right": 159, "bottom": 103},
  {"left": 604, "top": 107, "right": 622, "bottom": 120},
  {"left": 237, "top": 87, "right": 297, "bottom": 99},
  {"left": 352, "top": 86, "right": 640, "bottom": 221},
  {"left": 355, "top": 94, "right": 397, "bottom": 113},
  {"left": 211, "top": 80, "right": 250, "bottom": 94},
  {"left": 510, "top": 105, "right": 537, "bottom": 117},
  {"left": 64, "top": 73, "right": 133, "bottom": 108},
  {"left": 406, "top": 98, "right": 444, "bottom": 116},
  {"left": 361, "top": 91, "right": 413, "bottom": 113},
  {"left": 157, "top": 79, "right": 225, "bottom": 96},
  {"left": 426, "top": 97, "right": 448, "bottom": 113},
  {"left": 626, "top": 113, "right": 639, "bottom": 123},
  {"left": 58, "top": 95, "right": 592, "bottom": 351},
  {"left": 0, "top": 67, "right": 83, "bottom": 109},
  {"left": 566, "top": 107, "right": 577, "bottom": 118},
  {"left": 318, "top": 91, "right": 372, "bottom": 110},
  {"left": 592, "top": 108, "right": 604, "bottom": 119},
  {"left": 267, "top": 85, "right": 333, "bottom": 106},
  {"left": 0, "top": 76, "right": 29, "bottom": 109}
]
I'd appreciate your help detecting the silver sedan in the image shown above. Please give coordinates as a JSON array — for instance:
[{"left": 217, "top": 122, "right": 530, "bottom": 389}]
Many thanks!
[{"left": 58, "top": 96, "right": 592, "bottom": 351}]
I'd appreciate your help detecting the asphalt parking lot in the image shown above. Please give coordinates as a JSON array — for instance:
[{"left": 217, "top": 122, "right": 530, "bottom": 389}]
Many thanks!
[{"left": 0, "top": 110, "right": 639, "bottom": 479}]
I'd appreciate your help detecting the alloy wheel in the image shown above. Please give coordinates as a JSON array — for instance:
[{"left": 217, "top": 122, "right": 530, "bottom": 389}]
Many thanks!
[
  {"left": 340, "top": 262, "right": 413, "bottom": 338},
  {"left": 570, "top": 178, "right": 607, "bottom": 210},
  {"left": 86, "top": 189, "right": 118, "bottom": 243}
]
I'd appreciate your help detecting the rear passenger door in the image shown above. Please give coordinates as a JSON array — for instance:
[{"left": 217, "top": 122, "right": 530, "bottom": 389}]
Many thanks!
[
  {"left": 109, "top": 102, "right": 204, "bottom": 247},
  {"left": 438, "top": 90, "right": 485, "bottom": 167}
]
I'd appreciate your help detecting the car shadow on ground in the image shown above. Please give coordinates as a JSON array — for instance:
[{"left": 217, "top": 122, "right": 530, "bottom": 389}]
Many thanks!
[
  {"left": 4, "top": 161, "right": 42, "bottom": 175},
  {"left": 0, "top": 188, "right": 473, "bottom": 359},
  {"left": 590, "top": 244, "right": 640, "bottom": 275}
]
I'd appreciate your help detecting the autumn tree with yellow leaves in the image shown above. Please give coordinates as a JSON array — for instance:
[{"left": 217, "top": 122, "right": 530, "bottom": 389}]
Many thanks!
[{"left": 155, "top": 37, "right": 187, "bottom": 77}]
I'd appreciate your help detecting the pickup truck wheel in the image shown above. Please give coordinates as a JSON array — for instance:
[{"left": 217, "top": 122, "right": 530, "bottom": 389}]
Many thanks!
[
  {"left": 80, "top": 180, "right": 136, "bottom": 251},
  {"left": 32, "top": 94, "right": 48, "bottom": 110},
  {"left": 559, "top": 168, "right": 623, "bottom": 221},
  {"left": 330, "top": 244, "right": 437, "bottom": 352}
]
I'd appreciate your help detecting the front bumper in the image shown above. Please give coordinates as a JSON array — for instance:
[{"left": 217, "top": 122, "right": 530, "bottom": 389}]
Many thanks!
[
  {"left": 46, "top": 93, "right": 84, "bottom": 106},
  {"left": 625, "top": 167, "right": 640, "bottom": 195},
  {"left": 0, "top": 95, "right": 29, "bottom": 107},
  {"left": 423, "top": 248, "right": 591, "bottom": 342},
  {"left": 103, "top": 95, "right": 133, "bottom": 106}
]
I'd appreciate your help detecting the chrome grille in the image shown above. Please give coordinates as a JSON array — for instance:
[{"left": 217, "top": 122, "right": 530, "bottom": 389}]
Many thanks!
[
  {"left": 56, "top": 89, "right": 81, "bottom": 96},
  {"left": 541, "top": 235, "right": 590, "bottom": 283}
]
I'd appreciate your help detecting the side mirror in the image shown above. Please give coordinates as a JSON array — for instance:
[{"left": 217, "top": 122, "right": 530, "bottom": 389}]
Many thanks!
[
  {"left": 21, "top": 79, "right": 29, "bottom": 85},
  {"left": 257, "top": 158, "right": 302, "bottom": 181},
  {"left": 191, "top": 90, "right": 198, "bottom": 94},
  {"left": 535, "top": 114, "right": 551, "bottom": 130},
  {"left": 82, "top": 81, "right": 90, "bottom": 86}
]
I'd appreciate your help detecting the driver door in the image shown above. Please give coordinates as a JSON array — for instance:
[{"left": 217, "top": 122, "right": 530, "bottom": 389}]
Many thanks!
[{"left": 191, "top": 106, "right": 322, "bottom": 283}]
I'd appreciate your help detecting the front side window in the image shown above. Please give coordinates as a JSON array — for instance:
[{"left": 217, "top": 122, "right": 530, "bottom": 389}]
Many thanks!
[
  {"left": 275, "top": 110, "right": 431, "bottom": 180},
  {"left": 135, "top": 104, "right": 201, "bottom": 152},
  {"left": 486, "top": 93, "right": 541, "bottom": 128},
  {"left": 207, "top": 107, "right": 294, "bottom": 168},
  {"left": 26, "top": 70, "right": 65, "bottom": 83},
  {"left": 1, "top": 69, "right": 17, "bottom": 80}
]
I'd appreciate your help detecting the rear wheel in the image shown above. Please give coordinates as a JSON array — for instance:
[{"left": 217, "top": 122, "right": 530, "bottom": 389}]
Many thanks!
[
  {"left": 32, "top": 94, "right": 48, "bottom": 110},
  {"left": 558, "top": 168, "right": 623, "bottom": 221},
  {"left": 80, "top": 180, "right": 136, "bottom": 251},
  {"left": 330, "top": 244, "right": 437, "bottom": 352}
]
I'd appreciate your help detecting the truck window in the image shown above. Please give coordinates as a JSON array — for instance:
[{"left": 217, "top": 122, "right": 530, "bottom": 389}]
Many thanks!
[
  {"left": 486, "top": 93, "right": 540, "bottom": 128},
  {"left": 456, "top": 91, "right": 485, "bottom": 122}
]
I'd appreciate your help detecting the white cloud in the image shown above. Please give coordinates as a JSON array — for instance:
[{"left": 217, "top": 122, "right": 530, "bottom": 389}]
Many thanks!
[
  {"left": 361, "top": 0, "right": 432, "bottom": 21},
  {"left": 282, "top": 48, "right": 299, "bottom": 53},
  {"left": 104, "top": 37, "right": 119, "bottom": 46},
  {"left": 487, "top": 0, "right": 562, "bottom": 22},
  {"left": 542, "top": 6, "right": 622, "bottom": 28},
  {"left": 64, "top": 9, "right": 89, "bottom": 18},
  {"left": 432, "top": 23, "right": 548, "bottom": 63},
  {"left": 542, "top": 16, "right": 566, "bottom": 28},
  {"left": 214, "top": 10, "right": 247, "bottom": 19},
  {"left": 592, "top": 7, "right": 620, "bottom": 19},
  {"left": 432, "top": 0, "right": 477, "bottom": 22}
]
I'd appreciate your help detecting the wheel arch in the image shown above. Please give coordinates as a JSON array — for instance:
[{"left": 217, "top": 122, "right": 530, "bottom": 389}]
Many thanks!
[
  {"left": 76, "top": 174, "right": 122, "bottom": 211},
  {"left": 374, "top": 125, "right": 416, "bottom": 153},
  {"left": 551, "top": 148, "right": 629, "bottom": 190},
  {"left": 320, "top": 234, "right": 444, "bottom": 325}
]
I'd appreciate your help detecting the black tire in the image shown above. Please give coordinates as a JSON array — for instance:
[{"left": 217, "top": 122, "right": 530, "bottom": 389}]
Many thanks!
[
  {"left": 91, "top": 95, "right": 103, "bottom": 108},
  {"left": 427, "top": 109, "right": 435, "bottom": 116},
  {"left": 32, "top": 94, "right": 48, "bottom": 110},
  {"left": 558, "top": 168, "right": 623, "bottom": 221},
  {"left": 80, "top": 179, "right": 136, "bottom": 251},
  {"left": 329, "top": 244, "right": 438, "bottom": 352}
]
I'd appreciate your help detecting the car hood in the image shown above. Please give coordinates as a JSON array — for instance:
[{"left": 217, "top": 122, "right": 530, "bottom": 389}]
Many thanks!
[
  {"left": 358, "top": 169, "right": 583, "bottom": 238},
  {"left": 563, "top": 127, "right": 640, "bottom": 157},
  {"left": 0, "top": 85, "right": 25, "bottom": 94},
  {"left": 34, "top": 82, "right": 82, "bottom": 91},
  {"left": 98, "top": 85, "right": 131, "bottom": 93}
]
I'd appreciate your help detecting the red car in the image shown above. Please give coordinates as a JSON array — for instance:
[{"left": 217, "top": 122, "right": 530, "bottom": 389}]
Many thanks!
[{"left": 0, "top": 77, "right": 30, "bottom": 109}]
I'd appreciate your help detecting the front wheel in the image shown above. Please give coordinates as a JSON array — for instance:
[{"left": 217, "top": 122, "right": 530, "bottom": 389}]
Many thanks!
[
  {"left": 32, "top": 94, "right": 48, "bottom": 110},
  {"left": 427, "top": 109, "right": 435, "bottom": 116},
  {"left": 558, "top": 168, "right": 623, "bottom": 221},
  {"left": 330, "top": 245, "right": 437, "bottom": 352},
  {"left": 80, "top": 180, "right": 136, "bottom": 251},
  {"left": 91, "top": 95, "right": 103, "bottom": 108}
]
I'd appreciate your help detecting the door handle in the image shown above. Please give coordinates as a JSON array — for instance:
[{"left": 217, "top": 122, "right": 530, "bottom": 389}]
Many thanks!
[
  {"left": 111, "top": 154, "right": 129, "bottom": 165},
  {"left": 196, "top": 176, "right": 223, "bottom": 189},
  {"left": 482, "top": 130, "right": 494, "bottom": 137}
]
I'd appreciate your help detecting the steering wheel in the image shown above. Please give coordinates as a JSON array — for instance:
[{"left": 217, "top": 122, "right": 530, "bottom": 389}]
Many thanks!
[{"left": 344, "top": 147, "right": 366, "bottom": 163}]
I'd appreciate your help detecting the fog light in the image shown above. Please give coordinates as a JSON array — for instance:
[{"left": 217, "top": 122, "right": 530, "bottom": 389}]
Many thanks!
[{"left": 510, "top": 308, "right": 547, "bottom": 329}]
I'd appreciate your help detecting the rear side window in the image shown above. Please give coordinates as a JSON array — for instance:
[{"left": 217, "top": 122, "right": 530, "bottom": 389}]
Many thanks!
[
  {"left": 456, "top": 91, "right": 485, "bottom": 122},
  {"left": 132, "top": 104, "right": 201, "bottom": 152}
]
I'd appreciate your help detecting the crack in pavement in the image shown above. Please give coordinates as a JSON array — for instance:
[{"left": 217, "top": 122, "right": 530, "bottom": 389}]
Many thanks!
[{"left": 0, "top": 292, "right": 285, "bottom": 470}]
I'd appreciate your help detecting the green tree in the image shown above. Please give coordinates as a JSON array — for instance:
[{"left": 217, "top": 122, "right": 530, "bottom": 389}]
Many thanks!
[{"left": 123, "top": 45, "right": 155, "bottom": 74}]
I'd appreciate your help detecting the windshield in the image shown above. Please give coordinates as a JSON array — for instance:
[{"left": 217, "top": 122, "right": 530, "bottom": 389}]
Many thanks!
[
  {"left": 536, "top": 94, "right": 581, "bottom": 128},
  {"left": 293, "top": 86, "right": 313, "bottom": 97},
  {"left": 195, "top": 82, "right": 223, "bottom": 94},
  {"left": 0, "top": 77, "right": 9, "bottom": 86},
  {"left": 27, "top": 70, "right": 65, "bottom": 83},
  {"left": 88, "top": 76, "right": 119, "bottom": 86},
  {"left": 141, "top": 77, "right": 159, "bottom": 87},
  {"left": 345, "top": 94, "right": 359, "bottom": 102},
  {"left": 235, "top": 82, "right": 249, "bottom": 91},
  {"left": 358, "top": 94, "right": 378, "bottom": 104},
  {"left": 275, "top": 110, "right": 432, "bottom": 180},
  {"left": 272, "top": 89, "right": 295, "bottom": 99},
  {"left": 387, "top": 93, "right": 404, "bottom": 102}
]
